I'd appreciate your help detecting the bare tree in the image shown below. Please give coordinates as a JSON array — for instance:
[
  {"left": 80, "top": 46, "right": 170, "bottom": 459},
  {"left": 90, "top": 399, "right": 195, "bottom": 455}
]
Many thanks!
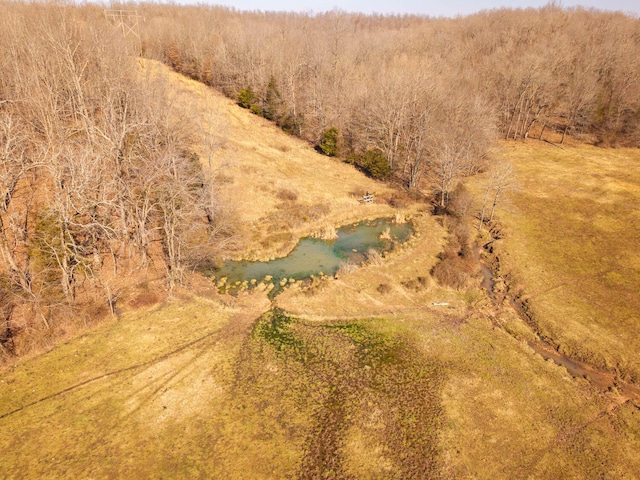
[
  {"left": 478, "top": 161, "right": 514, "bottom": 230},
  {"left": 0, "top": 111, "right": 34, "bottom": 295}
]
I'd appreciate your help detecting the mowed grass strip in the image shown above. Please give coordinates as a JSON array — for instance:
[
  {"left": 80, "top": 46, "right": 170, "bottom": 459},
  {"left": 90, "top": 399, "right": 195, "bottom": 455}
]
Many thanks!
[{"left": 486, "top": 142, "right": 640, "bottom": 380}]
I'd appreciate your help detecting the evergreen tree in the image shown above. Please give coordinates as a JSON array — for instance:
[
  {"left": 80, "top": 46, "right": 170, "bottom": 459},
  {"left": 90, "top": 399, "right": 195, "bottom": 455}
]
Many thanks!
[
  {"left": 346, "top": 149, "right": 391, "bottom": 179},
  {"left": 263, "top": 76, "right": 281, "bottom": 121},
  {"left": 237, "top": 86, "right": 258, "bottom": 110},
  {"left": 319, "top": 127, "right": 340, "bottom": 157}
]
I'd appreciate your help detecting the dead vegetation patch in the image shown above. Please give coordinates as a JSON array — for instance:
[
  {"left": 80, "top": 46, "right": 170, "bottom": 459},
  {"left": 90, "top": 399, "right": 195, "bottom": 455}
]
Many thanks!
[
  {"left": 401, "top": 276, "right": 429, "bottom": 292},
  {"left": 276, "top": 187, "right": 299, "bottom": 202},
  {"left": 430, "top": 215, "right": 478, "bottom": 290}
]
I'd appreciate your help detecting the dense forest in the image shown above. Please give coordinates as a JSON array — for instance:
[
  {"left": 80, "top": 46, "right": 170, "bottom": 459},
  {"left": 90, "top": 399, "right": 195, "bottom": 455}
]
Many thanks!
[
  {"left": 0, "top": 2, "right": 228, "bottom": 355},
  {"left": 0, "top": 1, "right": 639, "bottom": 357},
  {"left": 148, "top": 4, "right": 640, "bottom": 153}
]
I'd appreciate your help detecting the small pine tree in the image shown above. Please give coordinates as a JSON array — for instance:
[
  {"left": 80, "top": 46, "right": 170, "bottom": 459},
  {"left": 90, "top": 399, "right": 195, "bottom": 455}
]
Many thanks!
[
  {"left": 263, "top": 76, "right": 281, "bottom": 121},
  {"left": 346, "top": 149, "right": 391, "bottom": 179},
  {"left": 237, "top": 86, "right": 258, "bottom": 110},
  {"left": 319, "top": 127, "right": 340, "bottom": 157}
]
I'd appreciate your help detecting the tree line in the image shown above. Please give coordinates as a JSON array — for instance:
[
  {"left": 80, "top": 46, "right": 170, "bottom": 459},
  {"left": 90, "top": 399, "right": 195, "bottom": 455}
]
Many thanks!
[{"left": 139, "top": 3, "right": 639, "bottom": 192}]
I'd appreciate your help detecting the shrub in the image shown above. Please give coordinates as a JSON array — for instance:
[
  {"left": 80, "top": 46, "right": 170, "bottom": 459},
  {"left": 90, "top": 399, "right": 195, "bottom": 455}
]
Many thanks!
[
  {"left": 402, "top": 276, "right": 429, "bottom": 292},
  {"left": 447, "top": 183, "right": 473, "bottom": 218},
  {"left": 237, "top": 86, "right": 258, "bottom": 110},
  {"left": 276, "top": 188, "right": 298, "bottom": 202},
  {"left": 250, "top": 104, "right": 263, "bottom": 116},
  {"left": 346, "top": 149, "right": 391, "bottom": 179},
  {"left": 430, "top": 215, "right": 477, "bottom": 289},
  {"left": 430, "top": 251, "right": 475, "bottom": 290},
  {"left": 388, "top": 191, "right": 412, "bottom": 209},
  {"left": 278, "top": 112, "right": 304, "bottom": 136},
  {"left": 319, "top": 127, "right": 340, "bottom": 157}
]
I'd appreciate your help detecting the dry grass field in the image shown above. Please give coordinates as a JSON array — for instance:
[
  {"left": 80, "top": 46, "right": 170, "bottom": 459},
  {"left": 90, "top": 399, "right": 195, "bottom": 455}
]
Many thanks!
[
  {"left": 480, "top": 141, "right": 640, "bottom": 382},
  {"left": 1, "top": 64, "right": 639, "bottom": 478}
]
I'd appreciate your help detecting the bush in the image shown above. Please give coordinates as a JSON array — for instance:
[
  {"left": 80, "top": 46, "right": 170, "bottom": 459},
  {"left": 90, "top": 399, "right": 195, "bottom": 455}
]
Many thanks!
[
  {"left": 237, "top": 86, "right": 258, "bottom": 110},
  {"left": 388, "top": 191, "right": 412, "bottom": 208},
  {"left": 319, "top": 127, "right": 340, "bottom": 157},
  {"left": 430, "top": 250, "right": 475, "bottom": 290},
  {"left": 401, "top": 276, "right": 429, "bottom": 292},
  {"left": 430, "top": 216, "right": 477, "bottom": 289},
  {"left": 276, "top": 188, "right": 298, "bottom": 202},
  {"left": 278, "top": 112, "right": 304, "bottom": 136},
  {"left": 250, "top": 104, "right": 263, "bottom": 116},
  {"left": 447, "top": 183, "right": 472, "bottom": 218},
  {"left": 346, "top": 149, "right": 391, "bottom": 179}
]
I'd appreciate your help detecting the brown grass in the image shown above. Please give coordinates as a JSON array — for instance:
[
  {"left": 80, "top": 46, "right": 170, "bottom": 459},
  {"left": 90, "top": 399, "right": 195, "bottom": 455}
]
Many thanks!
[{"left": 469, "top": 140, "right": 640, "bottom": 382}]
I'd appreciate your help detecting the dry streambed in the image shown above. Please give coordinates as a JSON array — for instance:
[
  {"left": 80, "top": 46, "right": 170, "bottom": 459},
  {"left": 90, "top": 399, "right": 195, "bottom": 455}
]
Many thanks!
[{"left": 477, "top": 230, "right": 640, "bottom": 407}]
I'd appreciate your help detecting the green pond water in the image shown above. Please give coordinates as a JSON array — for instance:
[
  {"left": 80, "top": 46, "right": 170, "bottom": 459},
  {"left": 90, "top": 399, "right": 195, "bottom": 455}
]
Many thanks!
[{"left": 214, "top": 218, "right": 412, "bottom": 288}]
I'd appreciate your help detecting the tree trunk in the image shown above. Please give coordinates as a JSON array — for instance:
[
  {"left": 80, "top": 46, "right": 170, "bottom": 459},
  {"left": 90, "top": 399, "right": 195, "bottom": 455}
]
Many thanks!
[{"left": 538, "top": 122, "right": 546, "bottom": 140}]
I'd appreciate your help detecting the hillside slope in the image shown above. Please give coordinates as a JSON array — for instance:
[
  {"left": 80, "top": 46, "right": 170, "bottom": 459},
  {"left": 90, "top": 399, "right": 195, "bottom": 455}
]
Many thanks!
[
  {"left": 141, "top": 60, "right": 398, "bottom": 261},
  {"left": 1, "top": 64, "right": 639, "bottom": 479}
]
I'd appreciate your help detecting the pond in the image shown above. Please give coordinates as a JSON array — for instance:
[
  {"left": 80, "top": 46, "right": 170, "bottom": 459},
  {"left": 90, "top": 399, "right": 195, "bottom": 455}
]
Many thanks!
[{"left": 214, "top": 218, "right": 412, "bottom": 292}]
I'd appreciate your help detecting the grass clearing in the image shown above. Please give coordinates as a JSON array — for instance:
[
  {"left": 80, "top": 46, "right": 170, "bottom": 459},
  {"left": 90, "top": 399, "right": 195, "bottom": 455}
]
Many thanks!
[{"left": 475, "top": 141, "right": 640, "bottom": 381}]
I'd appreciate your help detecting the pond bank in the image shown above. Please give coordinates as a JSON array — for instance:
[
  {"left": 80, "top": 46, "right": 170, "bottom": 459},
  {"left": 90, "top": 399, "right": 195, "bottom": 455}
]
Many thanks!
[{"left": 213, "top": 218, "right": 413, "bottom": 295}]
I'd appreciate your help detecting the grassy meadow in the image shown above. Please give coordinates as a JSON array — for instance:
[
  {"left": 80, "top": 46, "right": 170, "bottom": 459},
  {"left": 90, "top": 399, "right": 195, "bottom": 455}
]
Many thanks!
[
  {"left": 481, "top": 142, "right": 640, "bottom": 382},
  {"left": 1, "top": 64, "right": 640, "bottom": 478}
]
